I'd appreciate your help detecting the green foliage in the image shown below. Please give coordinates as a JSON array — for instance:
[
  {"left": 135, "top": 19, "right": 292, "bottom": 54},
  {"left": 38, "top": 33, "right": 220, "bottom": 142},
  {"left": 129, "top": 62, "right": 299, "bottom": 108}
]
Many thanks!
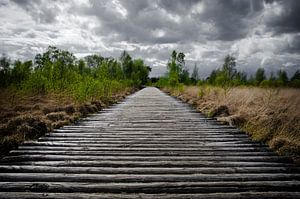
[
  {"left": 22, "top": 70, "right": 48, "bottom": 94},
  {"left": 206, "top": 55, "right": 240, "bottom": 87},
  {"left": 259, "top": 79, "right": 273, "bottom": 87},
  {"left": 157, "top": 51, "right": 299, "bottom": 89},
  {"left": 72, "top": 76, "right": 102, "bottom": 103},
  {"left": 0, "top": 56, "right": 11, "bottom": 88},
  {"left": 276, "top": 69, "right": 289, "bottom": 86},
  {"left": 157, "top": 50, "right": 191, "bottom": 87},
  {"left": 167, "top": 50, "right": 181, "bottom": 86},
  {"left": 35, "top": 46, "right": 76, "bottom": 69},
  {"left": 233, "top": 71, "right": 247, "bottom": 86},
  {"left": 255, "top": 68, "right": 266, "bottom": 85},
  {"left": 180, "top": 69, "right": 191, "bottom": 85},
  {"left": 1, "top": 46, "right": 150, "bottom": 103},
  {"left": 156, "top": 77, "right": 169, "bottom": 88},
  {"left": 198, "top": 88, "right": 205, "bottom": 98},
  {"left": 132, "top": 59, "right": 150, "bottom": 85},
  {"left": 222, "top": 55, "right": 237, "bottom": 80},
  {"left": 290, "top": 70, "right": 300, "bottom": 88},
  {"left": 84, "top": 54, "right": 104, "bottom": 68},
  {"left": 119, "top": 51, "right": 151, "bottom": 84},
  {"left": 191, "top": 64, "right": 199, "bottom": 84},
  {"left": 120, "top": 50, "right": 133, "bottom": 79}
]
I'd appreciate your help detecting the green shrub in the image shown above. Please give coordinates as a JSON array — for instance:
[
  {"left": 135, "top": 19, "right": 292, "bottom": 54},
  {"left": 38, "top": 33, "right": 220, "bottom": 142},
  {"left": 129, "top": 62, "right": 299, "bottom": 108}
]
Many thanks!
[
  {"left": 22, "top": 71, "right": 48, "bottom": 94},
  {"left": 260, "top": 80, "right": 273, "bottom": 87}
]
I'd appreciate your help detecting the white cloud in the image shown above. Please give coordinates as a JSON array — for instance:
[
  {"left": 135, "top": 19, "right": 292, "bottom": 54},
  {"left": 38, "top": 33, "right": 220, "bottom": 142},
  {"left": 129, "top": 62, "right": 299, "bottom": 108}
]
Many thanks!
[
  {"left": 191, "top": 1, "right": 204, "bottom": 14},
  {"left": 111, "top": 0, "right": 128, "bottom": 19},
  {"left": 151, "top": 29, "right": 166, "bottom": 38}
]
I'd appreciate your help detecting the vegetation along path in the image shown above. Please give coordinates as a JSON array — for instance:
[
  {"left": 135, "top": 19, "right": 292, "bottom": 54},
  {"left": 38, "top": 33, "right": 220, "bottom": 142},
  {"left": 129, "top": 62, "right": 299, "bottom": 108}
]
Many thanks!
[{"left": 0, "top": 87, "right": 299, "bottom": 198}]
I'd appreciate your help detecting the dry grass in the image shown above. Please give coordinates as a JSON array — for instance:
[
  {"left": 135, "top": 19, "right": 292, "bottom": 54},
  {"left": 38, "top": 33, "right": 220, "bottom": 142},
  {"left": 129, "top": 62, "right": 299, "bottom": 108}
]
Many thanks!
[
  {"left": 165, "top": 86, "right": 300, "bottom": 163},
  {"left": 0, "top": 87, "right": 136, "bottom": 156}
]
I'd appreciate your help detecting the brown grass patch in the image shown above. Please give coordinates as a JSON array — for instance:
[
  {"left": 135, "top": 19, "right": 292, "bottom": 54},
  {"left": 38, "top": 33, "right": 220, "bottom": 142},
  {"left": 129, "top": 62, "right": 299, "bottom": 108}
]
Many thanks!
[{"left": 46, "top": 111, "right": 67, "bottom": 122}]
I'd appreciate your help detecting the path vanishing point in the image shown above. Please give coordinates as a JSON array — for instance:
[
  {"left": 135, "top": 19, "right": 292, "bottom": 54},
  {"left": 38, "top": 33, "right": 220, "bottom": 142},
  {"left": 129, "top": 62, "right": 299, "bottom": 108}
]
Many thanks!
[{"left": 0, "top": 87, "right": 299, "bottom": 198}]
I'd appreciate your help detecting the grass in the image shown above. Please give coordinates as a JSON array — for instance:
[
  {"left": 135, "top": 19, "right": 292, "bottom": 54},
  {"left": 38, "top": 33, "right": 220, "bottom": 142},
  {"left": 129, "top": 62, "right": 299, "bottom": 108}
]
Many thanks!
[{"left": 163, "top": 85, "right": 300, "bottom": 163}]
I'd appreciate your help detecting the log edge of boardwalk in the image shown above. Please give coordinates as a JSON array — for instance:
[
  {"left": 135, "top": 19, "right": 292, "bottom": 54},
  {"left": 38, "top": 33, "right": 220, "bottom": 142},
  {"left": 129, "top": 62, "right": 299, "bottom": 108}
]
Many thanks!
[{"left": 0, "top": 87, "right": 299, "bottom": 199}]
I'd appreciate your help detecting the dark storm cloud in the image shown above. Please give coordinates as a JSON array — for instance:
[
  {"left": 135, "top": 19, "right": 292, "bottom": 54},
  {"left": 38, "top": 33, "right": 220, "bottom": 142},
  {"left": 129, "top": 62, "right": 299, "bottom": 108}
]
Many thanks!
[
  {"left": 85, "top": 0, "right": 186, "bottom": 43},
  {"left": 195, "top": 0, "right": 264, "bottom": 41},
  {"left": 86, "top": 0, "right": 265, "bottom": 43},
  {"left": 287, "top": 35, "right": 300, "bottom": 54},
  {"left": 157, "top": 0, "right": 200, "bottom": 13},
  {"left": 11, "top": 0, "right": 57, "bottom": 23},
  {"left": 0, "top": 0, "right": 8, "bottom": 6},
  {"left": 264, "top": 0, "right": 300, "bottom": 34}
]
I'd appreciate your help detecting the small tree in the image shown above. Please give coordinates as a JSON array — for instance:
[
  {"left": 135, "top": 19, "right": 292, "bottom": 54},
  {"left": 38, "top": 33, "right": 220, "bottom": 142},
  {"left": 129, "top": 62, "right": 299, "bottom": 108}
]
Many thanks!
[
  {"left": 209, "top": 55, "right": 237, "bottom": 87},
  {"left": 290, "top": 70, "right": 300, "bottom": 88},
  {"left": 180, "top": 69, "right": 191, "bottom": 85},
  {"left": 11, "top": 60, "right": 32, "bottom": 86},
  {"left": 84, "top": 54, "right": 104, "bottom": 68},
  {"left": 77, "top": 59, "right": 86, "bottom": 75},
  {"left": 0, "top": 56, "right": 11, "bottom": 88},
  {"left": 255, "top": 68, "right": 266, "bottom": 85},
  {"left": 191, "top": 64, "right": 199, "bottom": 84},
  {"left": 167, "top": 50, "right": 181, "bottom": 86},
  {"left": 167, "top": 59, "right": 179, "bottom": 86},
  {"left": 233, "top": 71, "right": 247, "bottom": 86},
  {"left": 207, "top": 69, "right": 218, "bottom": 85},
  {"left": 120, "top": 51, "right": 133, "bottom": 79},
  {"left": 132, "top": 59, "right": 150, "bottom": 85},
  {"left": 222, "top": 55, "right": 237, "bottom": 80},
  {"left": 277, "top": 69, "right": 288, "bottom": 86}
]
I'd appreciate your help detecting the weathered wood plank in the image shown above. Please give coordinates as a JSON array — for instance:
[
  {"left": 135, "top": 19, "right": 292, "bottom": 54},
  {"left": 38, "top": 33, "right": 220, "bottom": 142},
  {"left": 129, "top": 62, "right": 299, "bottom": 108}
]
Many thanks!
[
  {"left": 0, "top": 160, "right": 295, "bottom": 167},
  {"left": 0, "top": 181, "right": 299, "bottom": 193},
  {"left": 0, "top": 154, "right": 291, "bottom": 163},
  {"left": 9, "top": 150, "right": 277, "bottom": 156},
  {"left": 0, "top": 173, "right": 299, "bottom": 183},
  {"left": 0, "top": 165, "right": 298, "bottom": 174},
  {"left": 0, "top": 192, "right": 299, "bottom": 199},
  {"left": 21, "top": 141, "right": 264, "bottom": 147}
]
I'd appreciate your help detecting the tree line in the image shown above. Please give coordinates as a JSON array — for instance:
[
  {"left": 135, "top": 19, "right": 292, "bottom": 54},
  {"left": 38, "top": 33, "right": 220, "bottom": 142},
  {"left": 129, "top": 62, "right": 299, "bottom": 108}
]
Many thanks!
[
  {"left": 0, "top": 46, "right": 151, "bottom": 102},
  {"left": 157, "top": 50, "right": 300, "bottom": 88}
]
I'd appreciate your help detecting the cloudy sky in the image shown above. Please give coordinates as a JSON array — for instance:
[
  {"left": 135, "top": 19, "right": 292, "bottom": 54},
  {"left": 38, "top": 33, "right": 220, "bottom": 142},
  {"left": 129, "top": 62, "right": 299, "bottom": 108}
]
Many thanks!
[{"left": 0, "top": 0, "right": 300, "bottom": 77}]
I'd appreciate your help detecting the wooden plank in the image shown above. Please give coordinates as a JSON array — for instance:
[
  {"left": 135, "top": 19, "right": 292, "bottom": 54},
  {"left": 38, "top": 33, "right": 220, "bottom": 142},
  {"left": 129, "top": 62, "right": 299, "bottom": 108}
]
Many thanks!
[
  {"left": 0, "top": 160, "right": 295, "bottom": 167},
  {"left": 8, "top": 150, "right": 277, "bottom": 157},
  {"left": 1, "top": 173, "right": 299, "bottom": 183},
  {"left": 36, "top": 138, "right": 258, "bottom": 144},
  {"left": 0, "top": 192, "right": 300, "bottom": 199},
  {"left": 16, "top": 146, "right": 273, "bottom": 152},
  {"left": 0, "top": 165, "right": 299, "bottom": 174},
  {"left": 22, "top": 142, "right": 264, "bottom": 148},
  {"left": 0, "top": 181, "right": 299, "bottom": 193},
  {"left": 0, "top": 154, "right": 291, "bottom": 163}
]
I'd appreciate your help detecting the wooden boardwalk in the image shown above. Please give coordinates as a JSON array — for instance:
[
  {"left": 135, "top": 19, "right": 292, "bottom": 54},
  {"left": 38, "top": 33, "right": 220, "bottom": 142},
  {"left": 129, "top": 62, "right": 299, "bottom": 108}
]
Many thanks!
[{"left": 0, "top": 87, "right": 299, "bottom": 198}]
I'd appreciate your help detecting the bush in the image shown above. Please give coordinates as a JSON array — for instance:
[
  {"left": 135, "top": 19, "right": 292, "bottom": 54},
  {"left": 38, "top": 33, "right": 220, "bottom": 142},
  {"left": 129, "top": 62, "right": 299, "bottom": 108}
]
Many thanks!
[
  {"left": 22, "top": 71, "right": 48, "bottom": 94},
  {"left": 259, "top": 80, "right": 273, "bottom": 87},
  {"left": 290, "top": 79, "right": 300, "bottom": 88}
]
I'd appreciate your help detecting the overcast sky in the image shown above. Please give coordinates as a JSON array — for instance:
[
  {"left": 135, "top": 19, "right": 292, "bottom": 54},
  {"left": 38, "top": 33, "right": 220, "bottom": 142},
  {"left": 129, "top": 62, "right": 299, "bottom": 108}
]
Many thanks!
[{"left": 0, "top": 0, "right": 300, "bottom": 77}]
